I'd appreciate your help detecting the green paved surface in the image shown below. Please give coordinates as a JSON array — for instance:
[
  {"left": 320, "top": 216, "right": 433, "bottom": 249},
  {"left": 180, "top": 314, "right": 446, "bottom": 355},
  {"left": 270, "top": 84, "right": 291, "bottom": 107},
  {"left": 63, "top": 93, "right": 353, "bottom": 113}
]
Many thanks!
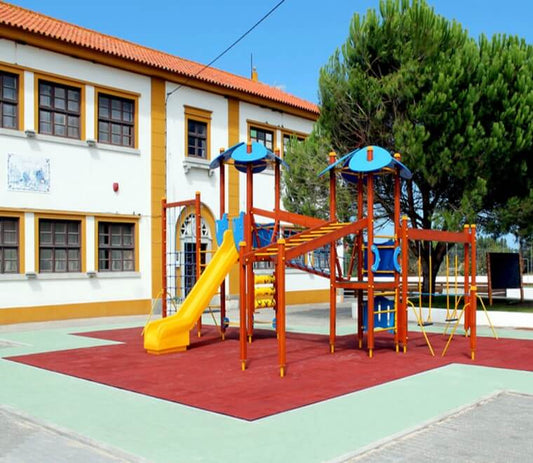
[{"left": 1, "top": 310, "right": 532, "bottom": 463}]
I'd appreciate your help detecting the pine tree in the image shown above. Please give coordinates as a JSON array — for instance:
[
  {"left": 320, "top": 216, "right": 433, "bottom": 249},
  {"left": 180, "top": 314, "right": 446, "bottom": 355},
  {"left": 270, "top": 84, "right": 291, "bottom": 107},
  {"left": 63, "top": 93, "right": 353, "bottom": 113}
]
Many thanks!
[{"left": 283, "top": 0, "right": 533, "bottom": 288}]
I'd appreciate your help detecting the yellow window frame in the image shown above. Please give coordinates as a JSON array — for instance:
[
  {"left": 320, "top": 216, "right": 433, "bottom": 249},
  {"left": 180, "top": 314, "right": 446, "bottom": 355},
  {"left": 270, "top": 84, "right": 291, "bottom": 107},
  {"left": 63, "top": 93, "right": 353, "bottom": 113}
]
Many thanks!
[
  {"left": 184, "top": 105, "right": 212, "bottom": 160},
  {"left": 35, "top": 213, "right": 86, "bottom": 273},
  {"left": 0, "top": 62, "right": 24, "bottom": 131},
  {"left": 94, "top": 216, "right": 140, "bottom": 272},
  {"left": 247, "top": 120, "right": 277, "bottom": 152},
  {"left": 34, "top": 73, "right": 86, "bottom": 140},
  {"left": 0, "top": 210, "right": 25, "bottom": 274},
  {"left": 95, "top": 87, "right": 139, "bottom": 149}
]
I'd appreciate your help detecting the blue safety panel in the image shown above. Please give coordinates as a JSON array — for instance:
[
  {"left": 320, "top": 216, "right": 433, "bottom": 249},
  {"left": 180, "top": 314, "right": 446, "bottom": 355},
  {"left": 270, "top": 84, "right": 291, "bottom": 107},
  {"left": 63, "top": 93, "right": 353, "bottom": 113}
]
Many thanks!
[
  {"left": 362, "top": 296, "right": 395, "bottom": 332},
  {"left": 232, "top": 211, "right": 245, "bottom": 250},
  {"left": 215, "top": 214, "right": 229, "bottom": 246},
  {"left": 370, "top": 244, "right": 381, "bottom": 272},
  {"left": 363, "top": 240, "right": 397, "bottom": 276},
  {"left": 393, "top": 246, "right": 402, "bottom": 273}
]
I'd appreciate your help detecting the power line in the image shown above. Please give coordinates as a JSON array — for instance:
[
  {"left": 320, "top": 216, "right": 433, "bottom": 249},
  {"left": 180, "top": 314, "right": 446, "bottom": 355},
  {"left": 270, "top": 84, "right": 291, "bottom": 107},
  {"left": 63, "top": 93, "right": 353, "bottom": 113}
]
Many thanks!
[{"left": 166, "top": 0, "right": 285, "bottom": 102}]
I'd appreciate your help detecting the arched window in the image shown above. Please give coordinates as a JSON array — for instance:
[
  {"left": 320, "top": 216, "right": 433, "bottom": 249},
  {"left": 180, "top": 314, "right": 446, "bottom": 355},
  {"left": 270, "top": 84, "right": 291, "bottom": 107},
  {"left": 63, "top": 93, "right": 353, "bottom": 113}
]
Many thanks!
[
  {"left": 180, "top": 214, "right": 210, "bottom": 240},
  {"left": 179, "top": 214, "right": 212, "bottom": 296}
]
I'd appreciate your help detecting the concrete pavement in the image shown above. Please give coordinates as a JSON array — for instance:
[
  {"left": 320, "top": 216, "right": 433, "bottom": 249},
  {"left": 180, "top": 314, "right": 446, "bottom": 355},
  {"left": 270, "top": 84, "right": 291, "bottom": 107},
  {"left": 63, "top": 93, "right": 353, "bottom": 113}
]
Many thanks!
[{"left": 1, "top": 304, "right": 532, "bottom": 462}]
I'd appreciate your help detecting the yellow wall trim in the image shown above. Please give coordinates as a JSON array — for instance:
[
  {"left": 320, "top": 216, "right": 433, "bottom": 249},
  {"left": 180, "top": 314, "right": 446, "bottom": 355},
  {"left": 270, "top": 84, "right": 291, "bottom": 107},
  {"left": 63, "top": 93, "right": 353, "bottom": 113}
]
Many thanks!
[
  {"left": 0, "top": 60, "right": 141, "bottom": 98},
  {"left": 151, "top": 78, "right": 166, "bottom": 298},
  {"left": 0, "top": 206, "right": 141, "bottom": 220},
  {"left": 184, "top": 105, "right": 212, "bottom": 119},
  {"left": 286, "top": 289, "right": 330, "bottom": 305},
  {"left": 227, "top": 97, "right": 240, "bottom": 295},
  {"left": 0, "top": 299, "right": 151, "bottom": 325}
]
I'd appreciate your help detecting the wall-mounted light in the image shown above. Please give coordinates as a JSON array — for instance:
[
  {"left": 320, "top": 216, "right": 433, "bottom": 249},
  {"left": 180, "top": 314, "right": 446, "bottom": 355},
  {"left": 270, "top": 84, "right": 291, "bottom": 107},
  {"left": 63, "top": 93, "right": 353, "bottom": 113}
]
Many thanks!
[
  {"left": 25, "top": 271, "right": 37, "bottom": 279},
  {"left": 24, "top": 129, "right": 36, "bottom": 138},
  {"left": 113, "top": 182, "right": 119, "bottom": 193},
  {"left": 86, "top": 139, "right": 97, "bottom": 147},
  {"left": 87, "top": 271, "right": 97, "bottom": 278}
]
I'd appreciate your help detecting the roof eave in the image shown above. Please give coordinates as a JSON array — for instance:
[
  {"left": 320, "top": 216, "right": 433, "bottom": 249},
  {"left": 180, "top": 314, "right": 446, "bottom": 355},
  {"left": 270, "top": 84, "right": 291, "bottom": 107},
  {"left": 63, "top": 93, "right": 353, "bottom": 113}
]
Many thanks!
[{"left": 1, "top": 25, "right": 319, "bottom": 120}]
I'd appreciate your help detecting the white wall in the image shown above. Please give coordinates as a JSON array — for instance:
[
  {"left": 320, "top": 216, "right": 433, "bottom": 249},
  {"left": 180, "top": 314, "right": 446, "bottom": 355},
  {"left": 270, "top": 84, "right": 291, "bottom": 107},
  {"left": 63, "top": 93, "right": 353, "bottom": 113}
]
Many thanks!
[
  {"left": 165, "top": 87, "right": 315, "bottom": 223},
  {"left": 239, "top": 101, "right": 314, "bottom": 213},
  {"left": 165, "top": 83, "right": 226, "bottom": 218},
  {"left": 0, "top": 40, "right": 153, "bottom": 309},
  {"left": 0, "top": 37, "right": 323, "bottom": 313},
  {"left": 164, "top": 87, "right": 325, "bottom": 296}
]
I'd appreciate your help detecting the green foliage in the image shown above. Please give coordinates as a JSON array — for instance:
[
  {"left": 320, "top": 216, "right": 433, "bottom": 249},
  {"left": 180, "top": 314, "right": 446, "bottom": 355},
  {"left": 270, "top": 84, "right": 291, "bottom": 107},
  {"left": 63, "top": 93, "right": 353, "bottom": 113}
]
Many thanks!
[
  {"left": 283, "top": 0, "right": 532, "bottom": 283},
  {"left": 282, "top": 133, "right": 360, "bottom": 222},
  {"left": 474, "top": 34, "right": 533, "bottom": 240},
  {"left": 282, "top": 133, "right": 331, "bottom": 219}
]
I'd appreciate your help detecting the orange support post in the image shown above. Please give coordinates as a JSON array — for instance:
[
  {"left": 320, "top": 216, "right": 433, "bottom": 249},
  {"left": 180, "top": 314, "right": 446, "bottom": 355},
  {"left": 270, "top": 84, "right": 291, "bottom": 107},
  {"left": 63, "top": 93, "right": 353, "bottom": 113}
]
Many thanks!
[
  {"left": 246, "top": 256, "right": 255, "bottom": 343},
  {"left": 195, "top": 191, "right": 202, "bottom": 337},
  {"left": 367, "top": 170, "right": 375, "bottom": 358},
  {"left": 357, "top": 176, "right": 364, "bottom": 349},
  {"left": 400, "top": 215, "right": 409, "bottom": 352},
  {"left": 274, "top": 150, "right": 281, "bottom": 242},
  {"left": 463, "top": 225, "right": 470, "bottom": 334},
  {"left": 239, "top": 241, "right": 248, "bottom": 371},
  {"left": 393, "top": 162, "right": 401, "bottom": 352},
  {"left": 328, "top": 151, "right": 337, "bottom": 353},
  {"left": 219, "top": 151, "right": 227, "bottom": 336},
  {"left": 246, "top": 164, "right": 255, "bottom": 342},
  {"left": 277, "top": 238, "right": 287, "bottom": 377},
  {"left": 470, "top": 225, "right": 477, "bottom": 360},
  {"left": 161, "top": 197, "right": 168, "bottom": 318}
]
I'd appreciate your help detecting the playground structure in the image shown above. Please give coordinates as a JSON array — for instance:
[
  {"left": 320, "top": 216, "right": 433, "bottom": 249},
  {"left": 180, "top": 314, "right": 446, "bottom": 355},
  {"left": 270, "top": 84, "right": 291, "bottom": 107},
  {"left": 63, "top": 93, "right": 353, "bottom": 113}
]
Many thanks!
[{"left": 144, "top": 142, "right": 482, "bottom": 377}]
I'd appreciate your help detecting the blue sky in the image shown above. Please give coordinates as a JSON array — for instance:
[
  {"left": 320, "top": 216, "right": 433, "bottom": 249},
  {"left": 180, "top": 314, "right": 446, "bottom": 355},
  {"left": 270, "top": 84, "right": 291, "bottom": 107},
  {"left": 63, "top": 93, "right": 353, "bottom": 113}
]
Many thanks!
[{"left": 8, "top": 0, "right": 533, "bottom": 104}]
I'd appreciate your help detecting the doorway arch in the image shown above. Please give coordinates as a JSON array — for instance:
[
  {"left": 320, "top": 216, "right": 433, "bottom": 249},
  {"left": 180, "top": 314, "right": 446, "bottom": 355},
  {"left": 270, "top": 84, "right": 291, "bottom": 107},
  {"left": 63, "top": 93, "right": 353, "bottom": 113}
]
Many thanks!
[{"left": 175, "top": 204, "right": 216, "bottom": 299}]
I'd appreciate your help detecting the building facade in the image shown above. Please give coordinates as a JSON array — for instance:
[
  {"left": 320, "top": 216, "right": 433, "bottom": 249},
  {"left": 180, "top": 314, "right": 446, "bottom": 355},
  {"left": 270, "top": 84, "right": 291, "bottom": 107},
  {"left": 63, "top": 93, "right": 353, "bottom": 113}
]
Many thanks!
[{"left": 0, "top": 3, "right": 326, "bottom": 324}]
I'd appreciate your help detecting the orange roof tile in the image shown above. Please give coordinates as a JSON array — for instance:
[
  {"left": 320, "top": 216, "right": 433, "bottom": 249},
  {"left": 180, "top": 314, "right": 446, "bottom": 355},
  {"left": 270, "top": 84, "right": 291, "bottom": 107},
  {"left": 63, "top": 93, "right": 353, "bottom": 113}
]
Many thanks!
[{"left": 0, "top": 2, "right": 319, "bottom": 116}]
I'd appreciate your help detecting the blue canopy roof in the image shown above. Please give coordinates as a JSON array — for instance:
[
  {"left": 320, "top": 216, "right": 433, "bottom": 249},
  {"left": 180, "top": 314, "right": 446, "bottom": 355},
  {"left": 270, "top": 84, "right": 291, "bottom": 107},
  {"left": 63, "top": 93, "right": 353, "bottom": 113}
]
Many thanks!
[
  {"left": 318, "top": 145, "right": 412, "bottom": 182},
  {"left": 209, "top": 141, "right": 289, "bottom": 173}
]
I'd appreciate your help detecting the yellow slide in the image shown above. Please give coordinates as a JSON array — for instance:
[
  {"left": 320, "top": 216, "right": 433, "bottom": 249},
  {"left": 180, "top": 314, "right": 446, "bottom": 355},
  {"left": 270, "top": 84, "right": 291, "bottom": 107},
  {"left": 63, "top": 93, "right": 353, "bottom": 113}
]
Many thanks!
[{"left": 144, "top": 229, "right": 239, "bottom": 354}]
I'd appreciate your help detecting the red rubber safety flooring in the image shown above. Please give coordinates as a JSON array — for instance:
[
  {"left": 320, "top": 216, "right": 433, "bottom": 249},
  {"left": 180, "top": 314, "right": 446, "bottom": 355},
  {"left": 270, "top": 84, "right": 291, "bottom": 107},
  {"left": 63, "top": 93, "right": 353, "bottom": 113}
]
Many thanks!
[{"left": 6, "top": 327, "right": 533, "bottom": 421}]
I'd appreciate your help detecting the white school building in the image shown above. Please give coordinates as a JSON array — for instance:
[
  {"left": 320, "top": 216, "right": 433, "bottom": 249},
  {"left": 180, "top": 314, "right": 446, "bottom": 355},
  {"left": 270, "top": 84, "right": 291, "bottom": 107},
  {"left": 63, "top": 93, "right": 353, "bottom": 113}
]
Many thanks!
[{"left": 0, "top": 3, "right": 329, "bottom": 324}]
